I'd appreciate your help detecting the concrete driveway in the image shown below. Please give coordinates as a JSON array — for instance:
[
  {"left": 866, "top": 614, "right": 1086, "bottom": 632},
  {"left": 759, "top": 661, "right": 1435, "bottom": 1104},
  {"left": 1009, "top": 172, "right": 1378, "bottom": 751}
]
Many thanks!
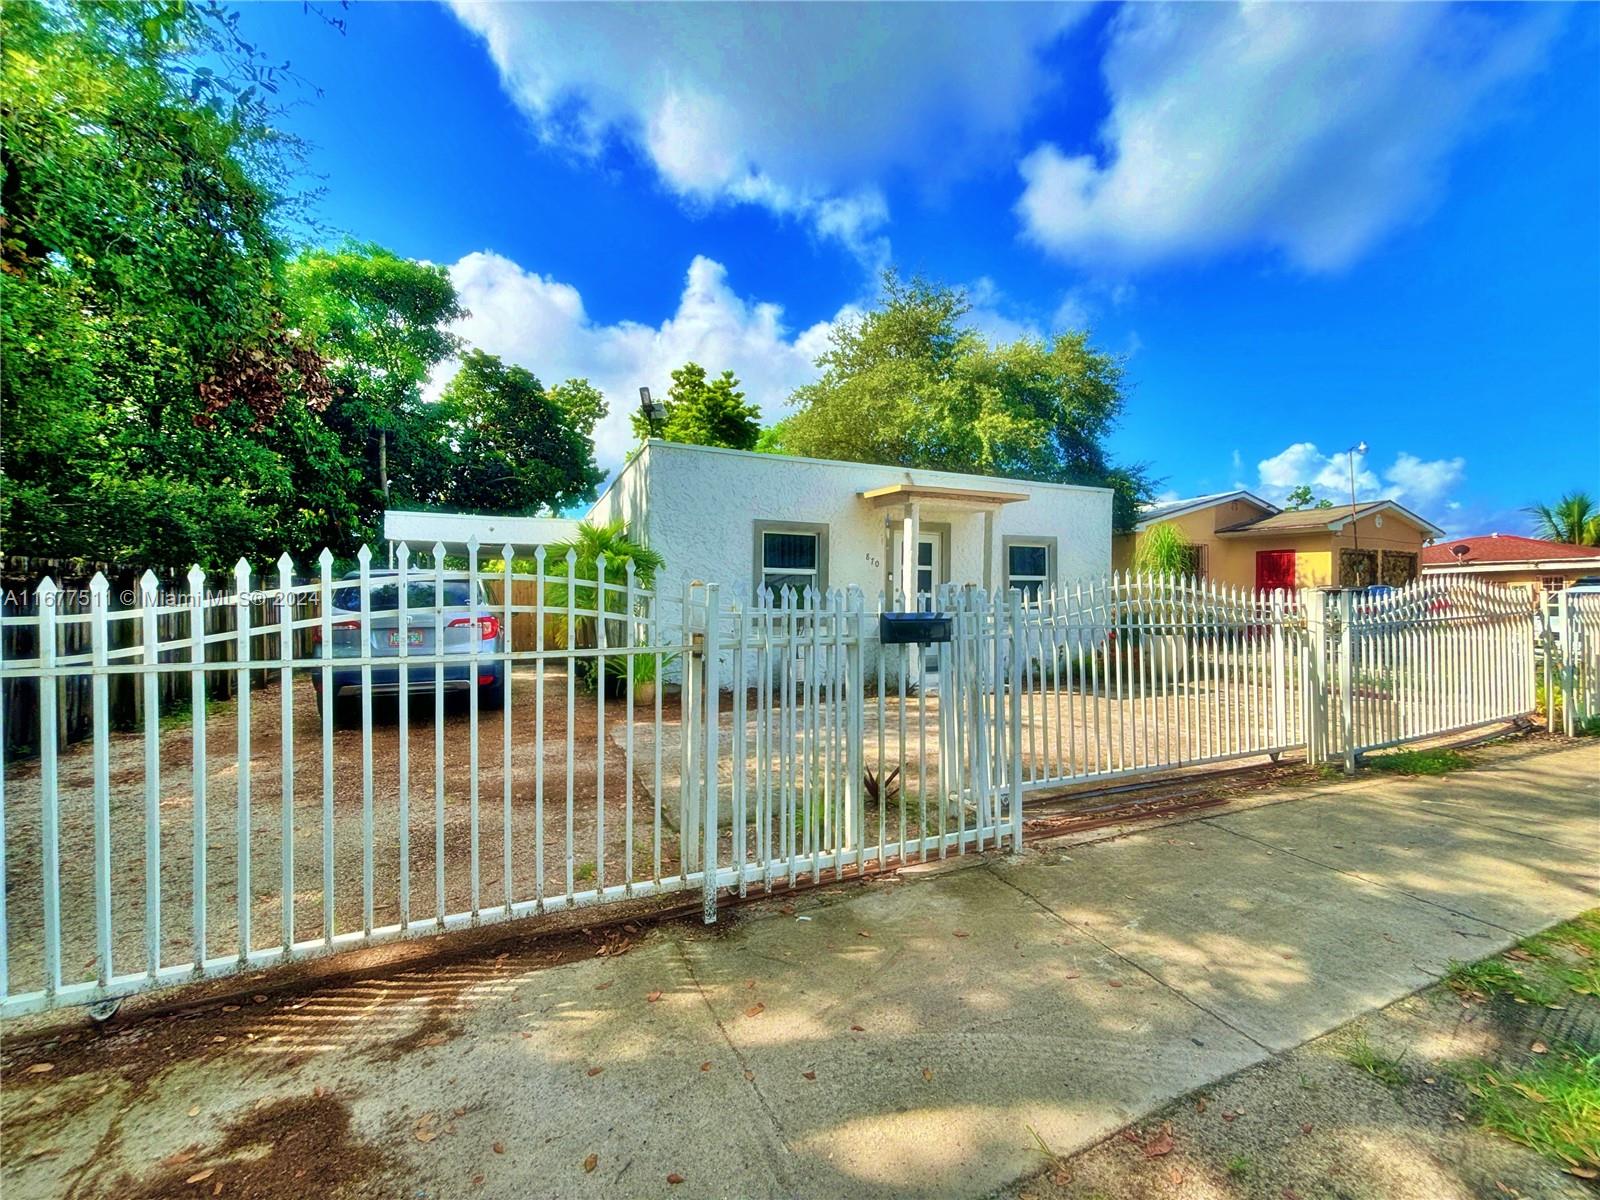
[{"left": 3, "top": 740, "right": 1596, "bottom": 1200}]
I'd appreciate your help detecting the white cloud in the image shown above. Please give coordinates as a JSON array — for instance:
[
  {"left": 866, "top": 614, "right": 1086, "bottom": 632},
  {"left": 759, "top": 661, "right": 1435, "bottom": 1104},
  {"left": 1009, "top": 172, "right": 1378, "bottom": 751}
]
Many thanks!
[
  {"left": 432, "top": 251, "right": 843, "bottom": 474},
  {"left": 1253, "top": 442, "right": 1465, "bottom": 514},
  {"left": 446, "top": 2, "right": 1083, "bottom": 259},
  {"left": 1383, "top": 451, "right": 1466, "bottom": 509},
  {"left": 1017, "top": 4, "right": 1559, "bottom": 270}
]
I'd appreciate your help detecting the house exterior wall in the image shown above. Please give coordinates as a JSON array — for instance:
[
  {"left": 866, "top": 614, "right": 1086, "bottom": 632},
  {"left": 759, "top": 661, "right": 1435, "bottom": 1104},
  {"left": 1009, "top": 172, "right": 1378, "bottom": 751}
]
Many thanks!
[
  {"left": 587, "top": 441, "right": 1114, "bottom": 608},
  {"left": 1421, "top": 562, "right": 1600, "bottom": 604},
  {"left": 1113, "top": 497, "right": 1275, "bottom": 574}
]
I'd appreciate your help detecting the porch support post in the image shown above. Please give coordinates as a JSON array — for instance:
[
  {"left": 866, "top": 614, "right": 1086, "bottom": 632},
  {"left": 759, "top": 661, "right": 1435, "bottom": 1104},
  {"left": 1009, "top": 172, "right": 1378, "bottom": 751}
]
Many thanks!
[
  {"left": 983, "top": 509, "right": 999, "bottom": 593},
  {"left": 901, "top": 500, "right": 920, "bottom": 609}
]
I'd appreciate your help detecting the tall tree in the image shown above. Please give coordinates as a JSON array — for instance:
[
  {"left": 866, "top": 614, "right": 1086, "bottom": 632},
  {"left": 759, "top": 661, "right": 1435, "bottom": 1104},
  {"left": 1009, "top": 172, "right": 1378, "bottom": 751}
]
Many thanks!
[
  {"left": 284, "top": 243, "right": 465, "bottom": 523},
  {"left": 631, "top": 363, "right": 762, "bottom": 451},
  {"left": 0, "top": 1, "right": 350, "bottom": 567},
  {"left": 767, "top": 273, "right": 1152, "bottom": 528},
  {"left": 434, "top": 351, "right": 606, "bottom": 514},
  {"left": 1524, "top": 491, "right": 1600, "bottom": 545}
]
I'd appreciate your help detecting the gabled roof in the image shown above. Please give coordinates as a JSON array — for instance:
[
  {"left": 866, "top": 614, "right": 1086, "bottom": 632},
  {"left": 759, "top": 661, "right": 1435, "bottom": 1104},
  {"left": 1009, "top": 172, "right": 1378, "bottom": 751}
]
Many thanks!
[
  {"left": 1421, "top": 533, "right": 1600, "bottom": 567},
  {"left": 1135, "top": 489, "right": 1278, "bottom": 531},
  {"left": 1217, "top": 500, "right": 1445, "bottom": 540}
]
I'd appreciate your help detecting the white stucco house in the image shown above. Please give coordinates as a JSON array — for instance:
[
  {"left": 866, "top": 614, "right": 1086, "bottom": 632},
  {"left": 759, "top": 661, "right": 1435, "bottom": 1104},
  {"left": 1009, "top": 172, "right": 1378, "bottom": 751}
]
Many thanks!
[{"left": 588, "top": 440, "right": 1114, "bottom": 610}]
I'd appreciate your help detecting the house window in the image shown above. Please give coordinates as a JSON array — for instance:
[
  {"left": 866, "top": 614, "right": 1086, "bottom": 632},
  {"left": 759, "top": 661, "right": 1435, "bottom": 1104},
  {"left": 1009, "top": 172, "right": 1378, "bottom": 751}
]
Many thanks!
[
  {"left": 1339, "top": 548, "right": 1379, "bottom": 587},
  {"left": 1004, "top": 539, "right": 1053, "bottom": 600},
  {"left": 753, "top": 521, "right": 828, "bottom": 599},
  {"left": 1541, "top": 576, "right": 1565, "bottom": 594},
  {"left": 1178, "top": 544, "right": 1207, "bottom": 579},
  {"left": 1379, "top": 551, "right": 1418, "bottom": 587}
]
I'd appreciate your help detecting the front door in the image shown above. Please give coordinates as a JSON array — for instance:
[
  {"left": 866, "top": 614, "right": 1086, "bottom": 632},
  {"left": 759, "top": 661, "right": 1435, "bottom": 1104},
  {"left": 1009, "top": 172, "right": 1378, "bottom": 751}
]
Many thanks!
[
  {"left": 1255, "top": 550, "right": 1297, "bottom": 593},
  {"left": 889, "top": 533, "right": 940, "bottom": 610}
]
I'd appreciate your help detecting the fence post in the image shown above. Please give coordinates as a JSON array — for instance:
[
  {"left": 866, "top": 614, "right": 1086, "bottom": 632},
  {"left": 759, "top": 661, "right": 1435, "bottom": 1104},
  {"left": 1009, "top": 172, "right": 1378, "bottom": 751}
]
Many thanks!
[
  {"left": 701, "top": 582, "right": 721, "bottom": 924},
  {"left": 1302, "top": 588, "right": 1328, "bottom": 764},
  {"left": 1558, "top": 588, "right": 1575, "bottom": 737},
  {"left": 847, "top": 588, "right": 865, "bottom": 867},
  {"left": 1270, "top": 589, "right": 1287, "bottom": 755},
  {"left": 1008, "top": 588, "right": 1025, "bottom": 851},
  {"left": 1337, "top": 590, "right": 1357, "bottom": 774},
  {"left": 681, "top": 579, "right": 701, "bottom": 874}
]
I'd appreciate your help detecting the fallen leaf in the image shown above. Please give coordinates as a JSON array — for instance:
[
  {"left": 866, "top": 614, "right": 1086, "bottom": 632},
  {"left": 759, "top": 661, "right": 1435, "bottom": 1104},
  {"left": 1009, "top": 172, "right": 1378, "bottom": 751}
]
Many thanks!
[
  {"left": 666, "top": 1173, "right": 685, "bottom": 1185},
  {"left": 1564, "top": 1166, "right": 1599, "bottom": 1180},
  {"left": 921, "top": 1067, "right": 934, "bottom": 1082},
  {"left": 1142, "top": 1128, "right": 1174, "bottom": 1158},
  {"left": 700, "top": 1061, "right": 712, "bottom": 1072},
  {"left": 1300, "top": 1122, "right": 1313, "bottom": 1135},
  {"left": 1505, "top": 948, "right": 1534, "bottom": 961},
  {"left": 94, "top": 1084, "right": 110, "bottom": 1097},
  {"left": 212, "top": 1182, "right": 223, "bottom": 1197},
  {"left": 594, "top": 981, "right": 612, "bottom": 991},
  {"left": 187, "top": 1105, "right": 200, "bottom": 1117},
  {"left": 1195, "top": 1098, "right": 1207, "bottom": 1114},
  {"left": 1120, "top": 1129, "right": 1141, "bottom": 1144},
  {"left": 24, "top": 1063, "right": 54, "bottom": 1074},
  {"left": 1423, "top": 1077, "right": 1437, "bottom": 1085},
  {"left": 1049, "top": 1168, "right": 1071, "bottom": 1186},
  {"left": 163, "top": 1149, "right": 199, "bottom": 1167},
  {"left": 802, "top": 1070, "right": 816, "bottom": 1081},
  {"left": 857, "top": 930, "right": 872, "bottom": 938},
  {"left": 586, "top": 1067, "right": 603, "bottom": 1077},
  {"left": 1282, "top": 1189, "right": 1303, "bottom": 1200},
  {"left": 743, "top": 1070, "right": 755, "bottom": 1082},
  {"left": 1532, "top": 1041, "right": 1548, "bottom": 1054},
  {"left": 185, "top": 1169, "right": 215, "bottom": 1184},
  {"left": 850, "top": 1024, "right": 865, "bottom": 1033},
  {"left": 414, "top": 1114, "right": 439, "bottom": 1144},
  {"left": 1168, "top": 1167, "right": 1185, "bottom": 1186},
  {"left": 779, "top": 905, "right": 795, "bottom": 915},
  {"left": 493, "top": 1142, "right": 505, "bottom": 1155},
  {"left": 472, "top": 1174, "right": 485, "bottom": 1187},
  {"left": 252, "top": 994, "right": 268, "bottom": 1004},
  {"left": 582, "top": 1154, "right": 598, "bottom": 1174},
  {"left": 744, "top": 1003, "right": 765, "bottom": 1018},
  {"left": 647, "top": 991, "right": 663, "bottom": 1003},
  {"left": 953, "top": 930, "right": 970, "bottom": 938},
  {"left": 420, "top": 1033, "right": 449, "bottom": 1047},
  {"left": 744, "top": 979, "right": 756, "bottom": 989},
  {"left": 1108, "top": 980, "right": 1123, "bottom": 989},
  {"left": 1221, "top": 1111, "right": 1238, "bottom": 1123},
  {"left": 1063, "top": 972, "right": 1080, "bottom": 980}
]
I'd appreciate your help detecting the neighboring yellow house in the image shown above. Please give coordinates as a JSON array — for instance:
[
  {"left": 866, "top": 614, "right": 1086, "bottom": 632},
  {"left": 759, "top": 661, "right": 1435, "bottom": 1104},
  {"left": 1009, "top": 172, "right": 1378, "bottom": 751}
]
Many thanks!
[{"left": 1115, "top": 490, "right": 1444, "bottom": 591}]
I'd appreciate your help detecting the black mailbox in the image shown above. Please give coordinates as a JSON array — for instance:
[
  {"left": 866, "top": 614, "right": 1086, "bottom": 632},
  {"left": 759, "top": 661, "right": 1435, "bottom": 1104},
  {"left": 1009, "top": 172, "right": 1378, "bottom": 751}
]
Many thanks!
[{"left": 879, "top": 612, "right": 952, "bottom": 644}]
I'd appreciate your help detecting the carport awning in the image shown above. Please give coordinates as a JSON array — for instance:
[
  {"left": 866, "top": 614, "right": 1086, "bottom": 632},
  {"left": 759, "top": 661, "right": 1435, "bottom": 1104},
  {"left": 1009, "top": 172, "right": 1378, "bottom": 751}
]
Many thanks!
[{"left": 859, "top": 482, "right": 1029, "bottom": 509}]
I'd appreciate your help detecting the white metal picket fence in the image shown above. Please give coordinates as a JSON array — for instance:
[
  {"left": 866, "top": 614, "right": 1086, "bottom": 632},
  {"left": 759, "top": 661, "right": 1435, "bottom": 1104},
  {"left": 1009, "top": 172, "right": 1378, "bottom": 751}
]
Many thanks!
[{"left": 0, "top": 555, "right": 1568, "bottom": 1019}]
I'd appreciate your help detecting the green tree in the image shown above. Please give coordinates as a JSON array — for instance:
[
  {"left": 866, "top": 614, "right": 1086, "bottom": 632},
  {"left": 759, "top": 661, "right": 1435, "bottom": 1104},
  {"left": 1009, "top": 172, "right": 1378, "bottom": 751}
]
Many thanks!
[
  {"left": 767, "top": 273, "right": 1152, "bottom": 529},
  {"left": 435, "top": 351, "right": 606, "bottom": 515},
  {"left": 0, "top": 1, "right": 351, "bottom": 567},
  {"left": 631, "top": 362, "right": 762, "bottom": 450},
  {"left": 1284, "top": 485, "right": 1335, "bottom": 511},
  {"left": 284, "top": 244, "right": 465, "bottom": 521},
  {"left": 1525, "top": 491, "right": 1600, "bottom": 545}
]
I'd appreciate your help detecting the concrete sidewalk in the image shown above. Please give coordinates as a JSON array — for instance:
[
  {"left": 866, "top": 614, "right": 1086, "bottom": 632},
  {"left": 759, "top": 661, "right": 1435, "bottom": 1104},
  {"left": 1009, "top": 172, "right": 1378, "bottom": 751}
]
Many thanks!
[{"left": 4, "top": 741, "right": 1596, "bottom": 1200}]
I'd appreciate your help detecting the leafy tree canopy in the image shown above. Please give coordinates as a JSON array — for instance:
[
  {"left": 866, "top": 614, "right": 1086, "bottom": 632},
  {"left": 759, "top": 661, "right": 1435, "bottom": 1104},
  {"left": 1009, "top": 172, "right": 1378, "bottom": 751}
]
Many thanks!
[
  {"left": 0, "top": 1, "right": 350, "bottom": 568},
  {"left": 765, "top": 273, "right": 1152, "bottom": 529},
  {"left": 631, "top": 362, "right": 762, "bottom": 451},
  {"left": 1284, "top": 485, "right": 1336, "bottom": 511},
  {"left": 433, "top": 351, "right": 606, "bottom": 516}
]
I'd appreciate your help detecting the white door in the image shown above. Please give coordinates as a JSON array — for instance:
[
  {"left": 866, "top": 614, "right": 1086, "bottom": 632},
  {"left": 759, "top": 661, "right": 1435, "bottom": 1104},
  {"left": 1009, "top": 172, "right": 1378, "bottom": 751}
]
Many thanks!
[{"left": 888, "top": 533, "right": 941, "bottom": 611}]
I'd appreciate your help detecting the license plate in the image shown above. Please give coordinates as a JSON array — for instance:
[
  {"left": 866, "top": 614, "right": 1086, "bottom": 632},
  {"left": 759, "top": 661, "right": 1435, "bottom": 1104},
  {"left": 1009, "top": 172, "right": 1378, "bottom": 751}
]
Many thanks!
[{"left": 388, "top": 631, "right": 425, "bottom": 647}]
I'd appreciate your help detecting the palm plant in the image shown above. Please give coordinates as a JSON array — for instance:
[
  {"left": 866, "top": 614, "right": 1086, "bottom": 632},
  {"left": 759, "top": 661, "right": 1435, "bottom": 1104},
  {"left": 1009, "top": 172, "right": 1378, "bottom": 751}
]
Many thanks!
[
  {"left": 1134, "top": 521, "right": 1198, "bottom": 576},
  {"left": 545, "top": 520, "right": 665, "bottom": 693},
  {"left": 1524, "top": 491, "right": 1600, "bottom": 545}
]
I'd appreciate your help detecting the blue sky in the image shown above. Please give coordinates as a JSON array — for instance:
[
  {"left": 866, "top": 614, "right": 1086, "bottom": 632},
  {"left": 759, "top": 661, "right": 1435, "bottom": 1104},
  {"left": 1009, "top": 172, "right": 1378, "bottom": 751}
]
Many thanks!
[{"left": 242, "top": 2, "right": 1598, "bottom": 535}]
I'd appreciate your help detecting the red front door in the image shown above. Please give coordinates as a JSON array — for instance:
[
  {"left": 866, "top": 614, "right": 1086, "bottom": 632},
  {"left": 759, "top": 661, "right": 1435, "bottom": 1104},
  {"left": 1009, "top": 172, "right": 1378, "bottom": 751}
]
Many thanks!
[{"left": 1255, "top": 550, "right": 1296, "bottom": 593}]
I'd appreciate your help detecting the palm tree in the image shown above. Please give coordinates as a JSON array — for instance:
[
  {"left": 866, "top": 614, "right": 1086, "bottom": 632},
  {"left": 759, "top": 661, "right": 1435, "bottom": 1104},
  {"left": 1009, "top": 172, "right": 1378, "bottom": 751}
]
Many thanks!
[
  {"left": 1524, "top": 491, "right": 1600, "bottom": 545},
  {"left": 545, "top": 520, "right": 666, "bottom": 693}
]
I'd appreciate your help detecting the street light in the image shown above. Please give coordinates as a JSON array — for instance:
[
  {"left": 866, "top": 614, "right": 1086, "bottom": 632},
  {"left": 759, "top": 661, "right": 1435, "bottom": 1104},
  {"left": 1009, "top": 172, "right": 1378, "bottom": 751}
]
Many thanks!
[
  {"left": 1345, "top": 440, "right": 1369, "bottom": 585},
  {"left": 638, "top": 386, "right": 668, "bottom": 439}
]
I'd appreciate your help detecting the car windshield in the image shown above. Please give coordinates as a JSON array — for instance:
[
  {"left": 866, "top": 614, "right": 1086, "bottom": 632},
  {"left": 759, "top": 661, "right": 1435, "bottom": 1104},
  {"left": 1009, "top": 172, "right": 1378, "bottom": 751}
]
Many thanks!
[{"left": 330, "top": 581, "right": 477, "bottom": 612}]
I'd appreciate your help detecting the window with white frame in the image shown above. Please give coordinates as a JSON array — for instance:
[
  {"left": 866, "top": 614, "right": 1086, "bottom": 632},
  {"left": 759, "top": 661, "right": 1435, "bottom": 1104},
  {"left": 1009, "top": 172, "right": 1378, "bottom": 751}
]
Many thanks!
[
  {"left": 1006, "top": 542, "right": 1050, "bottom": 600},
  {"left": 755, "top": 523, "right": 827, "bottom": 599}
]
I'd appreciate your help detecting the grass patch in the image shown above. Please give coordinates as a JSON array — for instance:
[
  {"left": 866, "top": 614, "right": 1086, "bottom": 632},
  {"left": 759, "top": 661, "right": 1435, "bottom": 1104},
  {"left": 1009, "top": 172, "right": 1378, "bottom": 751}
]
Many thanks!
[
  {"left": 1365, "top": 748, "right": 1472, "bottom": 776},
  {"left": 1224, "top": 1154, "right": 1255, "bottom": 1181},
  {"left": 1462, "top": 1043, "right": 1600, "bottom": 1174},
  {"left": 1342, "top": 1029, "right": 1408, "bottom": 1088},
  {"left": 1521, "top": 912, "right": 1600, "bottom": 963},
  {"left": 1446, "top": 959, "right": 1563, "bottom": 1007}
]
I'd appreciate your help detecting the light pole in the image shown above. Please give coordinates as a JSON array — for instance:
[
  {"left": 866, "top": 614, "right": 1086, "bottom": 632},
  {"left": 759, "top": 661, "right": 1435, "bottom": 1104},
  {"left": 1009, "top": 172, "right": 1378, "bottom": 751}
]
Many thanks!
[
  {"left": 1344, "top": 440, "right": 1368, "bottom": 586},
  {"left": 638, "top": 386, "right": 668, "bottom": 439}
]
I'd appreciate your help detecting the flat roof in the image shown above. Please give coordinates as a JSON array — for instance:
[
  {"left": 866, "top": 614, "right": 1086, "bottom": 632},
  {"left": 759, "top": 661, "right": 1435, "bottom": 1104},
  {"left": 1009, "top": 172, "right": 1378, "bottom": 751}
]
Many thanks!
[{"left": 859, "top": 482, "right": 1030, "bottom": 508}]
